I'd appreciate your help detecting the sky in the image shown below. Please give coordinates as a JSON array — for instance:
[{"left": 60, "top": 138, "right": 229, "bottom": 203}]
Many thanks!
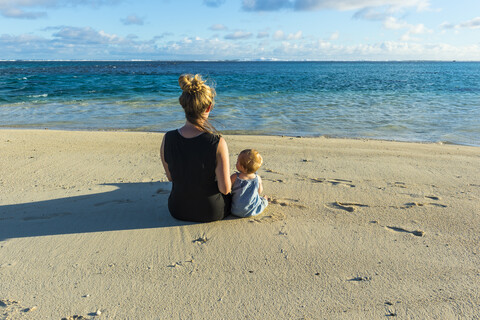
[{"left": 1, "top": 0, "right": 480, "bottom": 60}]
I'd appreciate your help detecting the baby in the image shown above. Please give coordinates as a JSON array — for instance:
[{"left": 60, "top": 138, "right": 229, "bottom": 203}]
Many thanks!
[{"left": 230, "top": 149, "right": 268, "bottom": 217}]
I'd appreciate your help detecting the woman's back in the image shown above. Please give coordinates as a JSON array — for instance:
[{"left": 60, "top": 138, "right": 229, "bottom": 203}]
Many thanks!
[{"left": 163, "top": 130, "right": 230, "bottom": 222}]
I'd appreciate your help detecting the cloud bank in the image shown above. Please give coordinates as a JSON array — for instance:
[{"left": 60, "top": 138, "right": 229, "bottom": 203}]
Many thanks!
[
  {"left": 2, "top": 24, "right": 479, "bottom": 61},
  {"left": 242, "top": 0, "right": 430, "bottom": 11}
]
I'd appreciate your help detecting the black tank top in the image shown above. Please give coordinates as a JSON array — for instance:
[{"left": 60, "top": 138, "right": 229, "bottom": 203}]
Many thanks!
[{"left": 164, "top": 130, "right": 230, "bottom": 222}]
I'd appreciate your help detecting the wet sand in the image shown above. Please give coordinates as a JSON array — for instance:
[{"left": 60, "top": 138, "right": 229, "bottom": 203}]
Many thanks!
[{"left": 1, "top": 129, "right": 479, "bottom": 319}]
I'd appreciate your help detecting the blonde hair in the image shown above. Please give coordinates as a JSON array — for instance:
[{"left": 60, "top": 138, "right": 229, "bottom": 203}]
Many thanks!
[
  {"left": 178, "top": 74, "right": 217, "bottom": 134},
  {"left": 238, "top": 149, "right": 263, "bottom": 174}
]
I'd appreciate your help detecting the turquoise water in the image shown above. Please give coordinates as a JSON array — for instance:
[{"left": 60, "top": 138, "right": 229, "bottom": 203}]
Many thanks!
[{"left": 1, "top": 61, "right": 479, "bottom": 146}]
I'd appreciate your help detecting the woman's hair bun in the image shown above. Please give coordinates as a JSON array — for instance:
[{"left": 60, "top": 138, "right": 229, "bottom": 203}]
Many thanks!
[{"left": 179, "top": 74, "right": 206, "bottom": 94}]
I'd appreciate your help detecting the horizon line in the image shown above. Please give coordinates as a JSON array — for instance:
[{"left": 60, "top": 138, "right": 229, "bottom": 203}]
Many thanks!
[{"left": 1, "top": 59, "right": 478, "bottom": 62}]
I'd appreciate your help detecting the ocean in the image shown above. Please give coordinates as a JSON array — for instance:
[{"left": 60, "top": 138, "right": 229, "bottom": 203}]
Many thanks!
[{"left": 1, "top": 61, "right": 479, "bottom": 146}]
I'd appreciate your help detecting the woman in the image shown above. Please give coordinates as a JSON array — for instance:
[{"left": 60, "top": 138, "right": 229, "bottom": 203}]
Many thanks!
[{"left": 160, "top": 74, "right": 231, "bottom": 222}]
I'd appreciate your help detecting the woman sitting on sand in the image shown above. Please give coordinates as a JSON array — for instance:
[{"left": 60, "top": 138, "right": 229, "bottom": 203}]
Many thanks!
[{"left": 160, "top": 74, "right": 231, "bottom": 222}]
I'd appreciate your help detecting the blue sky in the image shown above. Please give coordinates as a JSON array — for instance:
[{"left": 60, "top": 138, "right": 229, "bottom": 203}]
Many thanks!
[{"left": 1, "top": 0, "right": 479, "bottom": 60}]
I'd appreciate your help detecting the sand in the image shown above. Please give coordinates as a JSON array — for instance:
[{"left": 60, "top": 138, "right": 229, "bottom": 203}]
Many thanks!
[{"left": 1, "top": 129, "right": 479, "bottom": 319}]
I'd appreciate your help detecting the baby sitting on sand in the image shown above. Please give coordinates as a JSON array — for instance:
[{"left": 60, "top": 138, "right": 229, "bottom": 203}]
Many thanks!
[{"left": 230, "top": 149, "right": 268, "bottom": 217}]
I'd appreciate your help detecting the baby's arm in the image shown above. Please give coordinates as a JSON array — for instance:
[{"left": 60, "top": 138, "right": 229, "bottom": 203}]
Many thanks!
[{"left": 257, "top": 175, "right": 264, "bottom": 194}]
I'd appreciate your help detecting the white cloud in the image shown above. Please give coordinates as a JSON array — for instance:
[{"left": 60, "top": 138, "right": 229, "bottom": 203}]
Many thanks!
[
  {"left": 0, "top": 26, "right": 161, "bottom": 59},
  {"left": 317, "top": 39, "right": 333, "bottom": 49},
  {"left": 383, "top": 17, "right": 409, "bottom": 30},
  {"left": 121, "top": 14, "right": 144, "bottom": 26},
  {"left": 383, "top": 17, "right": 432, "bottom": 41},
  {"left": 257, "top": 31, "right": 269, "bottom": 38},
  {"left": 273, "top": 30, "right": 284, "bottom": 40},
  {"left": 224, "top": 31, "right": 253, "bottom": 40},
  {"left": 0, "top": 0, "right": 120, "bottom": 19},
  {"left": 460, "top": 17, "right": 480, "bottom": 29},
  {"left": 329, "top": 31, "right": 339, "bottom": 40},
  {"left": 242, "top": 0, "right": 291, "bottom": 11},
  {"left": 209, "top": 24, "right": 228, "bottom": 31},
  {"left": 409, "top": 23, "right": 429, "bottom": 34},
  {"left": 0, "top": 6, "right": 47, "bottom": 18},
  {"left": 296, "top": 0, "right": 429, "bottom": 11},
  {"left": 51, "top": 26, "right": 125, "bottom": 44},
  {"left": 242, "top": 0, "right": 430, "bottom": 12},
  {"left": 288, "top": 30, "right": 302, "bottom": 40},
  {"left": 442, "top": 17, "right": 480, "bottom": 30},
  {"left": 273, "top": 30, "right": 302, "bottom": 40},
  {"left": 353, "top": 7, "right": 388, "bottom": 20},
  {"left": 440, "top": 22, "right": 454, "bottom": 29},
  {"left": 153, "top": 33, "right": 173, "bottom": 41},
  {"left": 203, "top": 0, "right": 225, "bottom": 7}
]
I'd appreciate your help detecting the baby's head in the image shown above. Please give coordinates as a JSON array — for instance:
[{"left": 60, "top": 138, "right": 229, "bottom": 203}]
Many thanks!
[{"left": 236, "top": 149, "right": 263, "bottom": 174}]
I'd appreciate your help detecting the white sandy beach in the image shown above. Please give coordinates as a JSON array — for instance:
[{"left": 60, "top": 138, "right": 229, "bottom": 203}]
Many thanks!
[{"left": 1, "top": 129, "right": 479, "bottom": 319}]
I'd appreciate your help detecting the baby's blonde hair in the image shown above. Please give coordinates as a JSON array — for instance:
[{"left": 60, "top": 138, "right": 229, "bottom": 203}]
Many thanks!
[
  {"left": 178, "top": 74, "right": 217, "bottom": 134},
  {"left": 238, "top": 149, "right": 263, "bottom": 174}
]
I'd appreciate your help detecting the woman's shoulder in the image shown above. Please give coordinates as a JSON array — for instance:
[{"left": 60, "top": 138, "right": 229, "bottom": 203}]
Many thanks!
[
  {"left": 204, "top": 131, "right": 221, "bottom": 141},
  {"left": 164, "top": 129, "right": 179, "bottom": 141},
  {"left": 165, "top": 129, "right": 179, "bottom": 137},
  {"left": 198, "top": 132, "right": 222, "bottom": 148}
]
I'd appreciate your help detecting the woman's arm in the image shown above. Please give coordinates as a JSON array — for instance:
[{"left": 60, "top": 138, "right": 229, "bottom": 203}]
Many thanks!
[
  {"left": 216, "top": 137, "right": 231, "bottom": 195},
  {"left": 257, "top": 175, "right": 263, "bottom": 194},
  {"left": 230, "top": 173, "right": 237, "bottom": 186},
  {"left": 160, "top": 135, "right": 172, "bottom": 182}
]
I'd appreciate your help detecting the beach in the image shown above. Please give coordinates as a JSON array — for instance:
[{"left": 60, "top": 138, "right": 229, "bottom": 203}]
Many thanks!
[{"left": 1, "top": 129, "right": 479, "bottom": 319}]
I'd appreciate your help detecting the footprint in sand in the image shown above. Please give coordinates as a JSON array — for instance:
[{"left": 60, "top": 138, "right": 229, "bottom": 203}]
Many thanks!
[
  {"left": 1, "top": 299, "right": 36, "bottom": 318},
  {"left": 401, "top": 202, "right": 447, "bottom": 209},
  {"left": 347, "top": 276, "right": 372, "bottom": 282},
  {"left": 61, "top": 316, "right": 89, "bottom": 320},
  {"left": 327, "top": 179, "right": 356, "bottom": 188},
  {"left": 156, "top": 188, "right": 169, "bottom": 194},
  {"left": 269, "top": 198, "right": 306, "bottom": 209},
  {"left": 263, "top": 178, "right": 286, "bottom": 183},
  {"left": 385, "top": 307, "right": 398, "bottom": 317},
  {"left": 0, "top": 299, "right": 18, "bottom": 308},
  {"left": 264, "top": 168, "right": 283, "bottom": 175},
  {"left": 0, "top": 261, "right": 18, "bottom": 269},
  {"left": 326, "top": 201, "right": 369, "bottom": 212},
  {"left": 385, "top": 226, "right": 425, "bottom": 237},
  {"left": 94, "top": 199, "right": 133, "bottom": 207},
  {"left": 192, "top": 234, "right": 208, "bottom": 244},
  {"left": 307, "top": 177, "right": 356, "bottom": 188},
  {"left": 388, "top": 181, "right": 407, "bottom": 189},
  {"left": 22, "top": 212, "right": 72, "bottom": 221},
  {"left": 1, "top": 299, "right": 20, "bottom": 319},
  {"left": 167, "top": 258, "right": 194, "bottom": 268},
  {"left": 249, "top": 211, "right": 286, "bottom": 223},
  {"left": 248, "top": 198, "right": 303, "bottom": 223}
]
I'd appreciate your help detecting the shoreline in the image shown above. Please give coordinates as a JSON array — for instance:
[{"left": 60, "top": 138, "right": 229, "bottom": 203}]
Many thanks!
[
  {"left": 1, "top": 129, "right": 479, "bottom": 319},
  {"left": 2, "top": 127, "right": 478, "bottom": 148}
]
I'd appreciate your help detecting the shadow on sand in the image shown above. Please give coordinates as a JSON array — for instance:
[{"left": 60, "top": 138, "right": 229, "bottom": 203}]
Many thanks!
[{"left": 0, "top": 182, "right": 195, "bottom": 241}]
